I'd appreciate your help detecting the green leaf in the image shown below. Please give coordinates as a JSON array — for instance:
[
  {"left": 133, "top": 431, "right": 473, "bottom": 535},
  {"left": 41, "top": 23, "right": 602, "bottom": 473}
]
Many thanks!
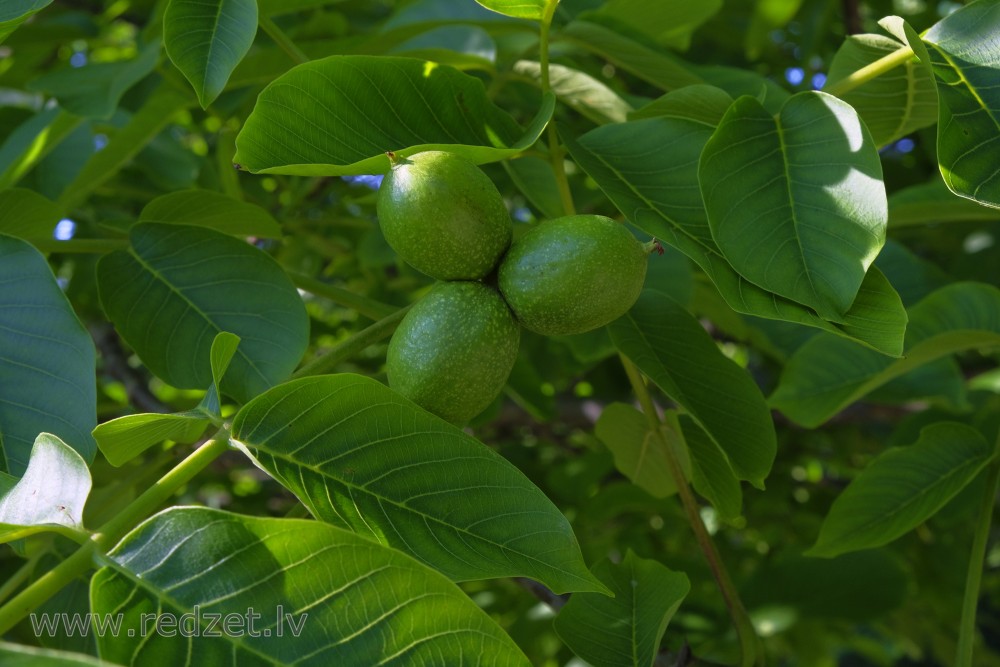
[
  {"left": 629, "top": 83, "right": 733, "bottom": 122},
  {"left": 473, "top": 0, "right": 547, "bottom": 20},
  {"left": 163, "top": 0, "right": 258, "bottom": 107},
  {"left": 0, "top": 433, "right": 90, "bottom": 543},
  {"left": 27, "top": 43, "right": 160, "bottom": 119},
  {"left": 771, "top": 282, "right": 1000, "bottom": 427},
  {"left": 609, "top": 290, "right": 776, "bottom": 487},
  {"left": 91, "top": 507, "right": 531, "bottom": 666},
  {"left": 553, "top": 551, "right": 690, "bottom": 667},
  {"left": 556, "top": 20, "right": 703, "bottom": 91},
  {"left": 234, "top": 55, "right": 554, "bottom": 175},
  {"left": 0, "top": 641, "right": 122, "bottom": 667},
  {"left": 680, "top": 415, "right": 742, "bottom": 522},
  {"left": 138, "top": 189, "right": 282, "bottom": 238},
  {"left": 580, "top": 0, "right": 721, "bottom": 51},
  {"left": 503, "top": 156, "right": 563, "bottom": 219},
  {"left": 595, "top": 403, "right": 681, "bottom": 498},
  {"left": 808, "top": 423, "right": 993, "bottom": 558},
  {"left": 0, "top": 109, "right": 82, "bottom": 190},
  {"left": 888, "top": 178, "right": 1000, "bottom": 228},
  {"left": 873, "top": 239, "right": 951, "bottom": 307},
  {"left": 57, "top": 84, "right": 192, "bottom": 211},
  {"left": 826, "top": 32, "right": 937, "bottom": 147},
  {"left": 699, "top": 92, "right": 887, "bottom": 319},
  {"left": 0, "top": 188, "right": 60, "bottom": 240},
  {"left": 230, "top": 374, "right": 608, "bottom": 594},
  {"left": 0, "top": 0, "right": 54, "bottom": 44},
  {"left": 94, "top": 412, "right": 211, "bottom": 467},
  {"left": 513, "top": 60, "right": 633, "bottom": 125},
  {"left": 924, "top": 0, "right": 1000, "bottom": 208},
  {"left": 564, "top": 104, "right": 907, "bottom": 356},
  {"left": 96, "top": 223, "right": 309, "bottom": 404},
  {"left": 742, "top": 551, "right": 907, "bottom": 621},
  {"left": 0, "top": 235, "right": 96, "bottom": 475}
]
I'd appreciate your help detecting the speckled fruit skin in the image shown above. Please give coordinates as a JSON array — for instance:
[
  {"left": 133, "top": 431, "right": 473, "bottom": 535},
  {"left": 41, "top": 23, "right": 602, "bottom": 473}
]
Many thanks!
[
  {"left": 387, "top": 281, "right": 520, "bottom": 424},
  {"left": 498, "top": 215, "right": 648, "bottom": 336},
  {"left": 377, "top": 151, "right": 512, "bottom": 280}
]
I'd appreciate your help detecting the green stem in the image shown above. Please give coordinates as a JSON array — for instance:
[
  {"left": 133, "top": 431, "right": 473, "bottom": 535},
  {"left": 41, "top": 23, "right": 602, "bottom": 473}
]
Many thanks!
[
  {"left": 259, "top": 16, "right": 309, "bottom": 65},
  {"left": 620, "top": 355, "right": 763, "bottom": 667},
  {"left": 30, "top": 239, "right": 129, "bottom": 254},
  {"left": 824, "top": 44, "right": 915, "bottom": 97},
  {"left": 538, "top": 1, "right": 575, "bottom": 216},
  {"left": 287, "top": 271, "right": 397, "bottom": 320},
  {"left": 0, "top": 552, "right": 43, "bottom": 606},
  {"left": 0, "top": 434, "right": 231, "bottom": 635},
  {"left": 292, "top": 305, "right": 411, "bottom": 378},
  {"left": 956, "top": 447, "right": 1000, "bottom": 667}
]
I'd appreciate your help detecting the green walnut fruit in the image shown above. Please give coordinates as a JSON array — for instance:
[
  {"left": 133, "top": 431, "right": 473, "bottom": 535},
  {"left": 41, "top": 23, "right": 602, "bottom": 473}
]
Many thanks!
[
  {"left": 387, "top": 281, "right": 520, "bottom": 424},
  {"left": 377, "top": 151, "right": 512, "bottom": 280},
  {"left": 498, "top": 215, "right": 648, "bottom": 336}
]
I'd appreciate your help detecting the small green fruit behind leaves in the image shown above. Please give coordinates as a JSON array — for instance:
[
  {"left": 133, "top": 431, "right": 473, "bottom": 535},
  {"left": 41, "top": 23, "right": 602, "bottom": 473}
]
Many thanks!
[
  {"left": 387, "top": 281, "right": 520, "bottom": 424},
  {"left": 498, "top": 215, "right": 648, "bottom": 335},
  {"left": 377, "top": 151, "right": 512, "bottom": 280}
]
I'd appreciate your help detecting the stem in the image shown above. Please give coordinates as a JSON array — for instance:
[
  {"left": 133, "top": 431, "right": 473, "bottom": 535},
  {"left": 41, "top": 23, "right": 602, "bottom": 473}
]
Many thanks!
[
  {"left": 292, "top": 305, "right": 411, "bottom": 378},
  {"left": 956, "top": 449, "right": 1000, "bottom": 667},
  {"left": 287, "top": 271, "right": 397, "bottom": 320},
  {"left": 824, "top": 45, "right": 915, "bottom": 97},
  {"left": 0, "top": 552, "right": 43, "bottom": 605},
  {"left": 30, "top": 239, "right": 129, "bottom": 254},
  {"left": 259, "top": 16, "right": 309, "bottom": 65},
  {"left": 620, "top": 355, "right": 763, "bottom": 667},
  {"left": 538, "top": 1, "right": 575, "bottom": 216},
  {"left": 0, "top": 435, "right": 231, "bottom": 635}
]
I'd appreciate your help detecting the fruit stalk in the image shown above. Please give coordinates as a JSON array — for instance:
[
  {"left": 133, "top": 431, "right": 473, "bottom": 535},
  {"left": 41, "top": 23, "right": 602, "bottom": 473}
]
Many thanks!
[
  {"left": 539, "top": 0, "right": 576, "bottom": 216},
  {"left": 292, "top": 305, "right": 411, "bottom": 378},
  {"left": 621, "top": 355, "right": 764, "bottom": 667}
]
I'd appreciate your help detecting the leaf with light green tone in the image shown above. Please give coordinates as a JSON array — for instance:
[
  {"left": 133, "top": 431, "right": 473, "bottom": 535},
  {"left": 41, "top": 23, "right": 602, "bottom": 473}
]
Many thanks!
[
  {"left": 473, "top": 0, "right": 547, "bottom": 20},
  {"left": 923, "top": 0, "right": 1000, "bottom": 208},
  {"left": 553, "top": 551, "right": 690, "bottom": 667},
  {"left": 504, "top": 156, "right": 563, "bottom": 219},
  {"left": 58, "top": 84, "right": 193, "bottom": 211},
  {"left": 0, "top": 642, "right": 122, "bottom": 667},
  {"left": 699, "top": 92, "right": 888, "bottom": 319},
  {"left": 629, "top": 84, "right": 733, "bottom": 122},
  {"left": 513, "top": 60, "right": 633, "bottom": 125},
  {"left": 164, "top": 0, "right": 257, "bottom": 107},
  {"left": 826, "top": 33, "right": 937, "bottom": 147},
  {"left": 888, "top": 179, "right": 1000, "bottom": 228},
  {"left": 0, "top": 109, "right": 82, "bottom": 190},
  {"left": 230, "top": 374, "right": 608, "bottom": 594},
  {"left": 138, "top": 189, "right": 282, "bottom": 238},
  {"left": 679, "top": 415, "right": 742, "bottom": 522},
  {"left": 580, "top": 0, "right": 721, "bottom": 51},
  {"left": 0, "top": 235, "right": 96, "bottom": 475},
  {"left": 771, "top": 282, "right": 1000, "bottom": 427},
  {"left": 609, "top": 290, "right": 776, "bottom": 487},
  {"left": 96, "top": 223, "right": 309, "bottom": 405},
  {"left": 199, "top": 330, "right": 241, "bottom": 415},
  {"left": 91, "top": 507, "right": 531, "bottom": 666},
  {"left": 390, "top": 25, "right": 497, "bottom": 70},
  {"left": 556, "top": 20, "right": 704, "bottom": 92},
  {"left": 94, "top": 413, "right": 211, "bottom": 468},
  {"left": 0, "top": 188, "right": 60, "bottom": 239},
  {"left": 741, "top": 551, "right": 907, "bottom": 621},
  {"left": 27, "top": 43, "right": 160, "bottom": 119},
  {"left": 0, "top": 0, "right": 53, "bottom": 44},
  {"left": 809, "top": 423, "right": 993, "bottom": 558},
  {"left": 234, "top": 56, "right": 554, "bottom": 176},
  {"left": 564, "top": 109, "right": 907, "bottom": 356},
  {"left": 0, "top": 434, "right": 90, "bottom": 544},
  {"left": 596, "top": 403, "right": 678, "bottom": 498}
]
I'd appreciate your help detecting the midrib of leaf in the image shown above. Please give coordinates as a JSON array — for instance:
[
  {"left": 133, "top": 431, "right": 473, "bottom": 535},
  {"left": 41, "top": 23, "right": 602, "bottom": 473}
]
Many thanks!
[
  {"left": 773, "top": 115, "right": 823, "bottom": 311},
  {"left": 127, "top": 248, "right": 269, "bottom": 389},
  {"left": 202, "top": 0, "right": 228, "bottom": 102},
  {"left": 931, "top": 46, "right": 1000, "bottom": 131},
  {"left": 247, "top": 440, "right": 595, "bottom": 586}
]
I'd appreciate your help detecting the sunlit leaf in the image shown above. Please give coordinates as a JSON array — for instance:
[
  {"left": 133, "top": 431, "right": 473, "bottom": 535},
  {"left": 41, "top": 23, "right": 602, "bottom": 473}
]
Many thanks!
[
  {"left": 473, "top": 0, "right": 548, "bottom": 20},
  {"left": 230, "top": 374, "right": 608, "bottom": 593},
  {"left": 0, "top": 641, "right": 120, "bottom": 666},
  {"left": 92, "top": 507, "right": 531, "bottom": 666},
  {"left": 234, "top": 56, "right": 554, "bottom": 175},
  {"left": 0, "top": 188, "right": 60, "bottom": 240},
  {"left": 595, "top": 403, "right": 680, "bottom": 498},
  {"left": 809, "top": 423, "right": 993, "bottom": 557}
]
